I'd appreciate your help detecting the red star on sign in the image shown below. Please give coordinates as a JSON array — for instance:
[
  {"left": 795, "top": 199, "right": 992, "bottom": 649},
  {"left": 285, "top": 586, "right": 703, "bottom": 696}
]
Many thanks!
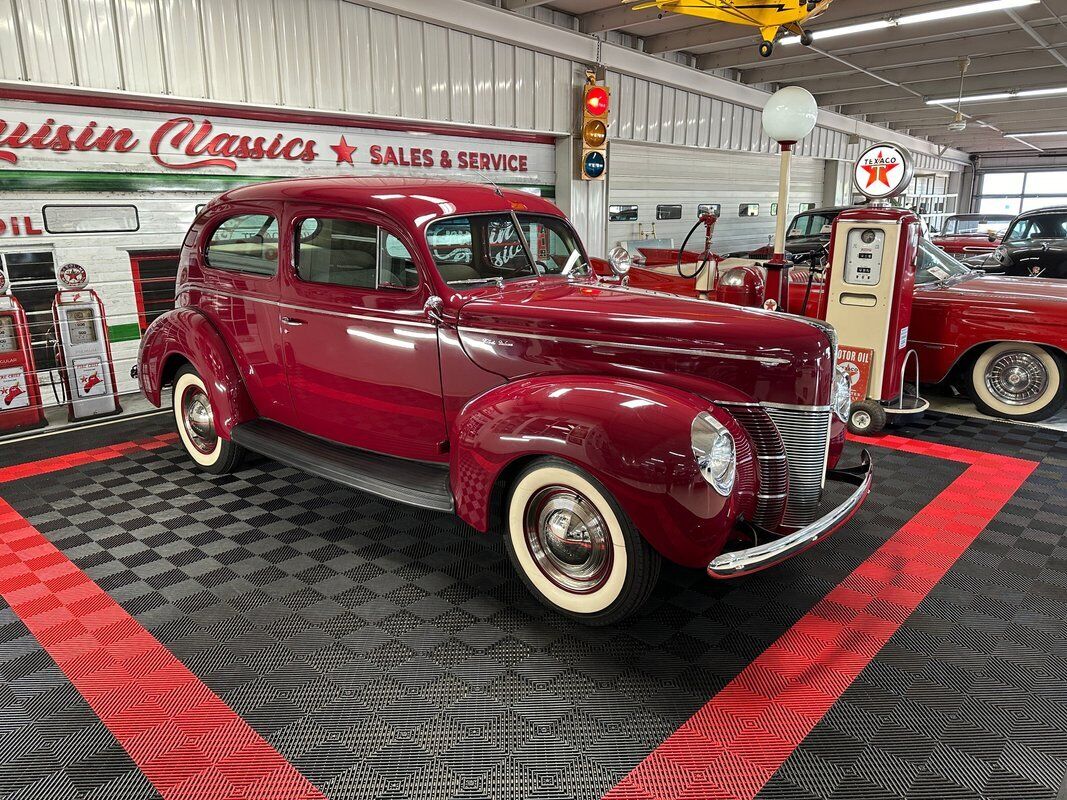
[
  {"left": 330, "top": 135, "right": 358, "bottom": 166},
  {"left": 861, "top": 150, "right": 899, "bottom": 189}
]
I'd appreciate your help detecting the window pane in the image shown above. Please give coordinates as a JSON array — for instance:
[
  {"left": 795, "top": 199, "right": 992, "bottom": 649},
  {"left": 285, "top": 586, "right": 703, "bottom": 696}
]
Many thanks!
[
  {"left": 518, "top": 215, "right": 589, "bottom": 277},
  {"left": 297, "top": 218, "right": 377, "bottom": 289},
  {"left": 426, "top": 215, "right": 536, "bottom": 288},
  {"left": 378, "top": 233, "right": 418, "bottom": 288},
  {"left": 981, "top": 172, "right": 1024, "bottom": 194},
  {"left": 1021, "top": 195, "right": 1067, "bottom": 212},
  {"left": 978, "top": 197, "right": 1021, "bottom": 216},
  {"left": 44, "top": 205, "right": 139, "bottom": 234},
  {"left": 1024, "top": 171, "right": 1067, "bottom": 195},
  {"left": 206, "top": 214, "right": 278, "bottom": 275}
]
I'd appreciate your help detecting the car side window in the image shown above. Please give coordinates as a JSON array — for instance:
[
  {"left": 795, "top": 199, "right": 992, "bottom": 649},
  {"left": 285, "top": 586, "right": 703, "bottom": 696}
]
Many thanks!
[
  {"left": 206, "top": 214, "right": 278, "bottom": 275},
  {"left": 296, "top": 218, "right": 418, "bottom": 290},
  {"left": 788, "top": 215, "right": 809, "bottom": 238}
]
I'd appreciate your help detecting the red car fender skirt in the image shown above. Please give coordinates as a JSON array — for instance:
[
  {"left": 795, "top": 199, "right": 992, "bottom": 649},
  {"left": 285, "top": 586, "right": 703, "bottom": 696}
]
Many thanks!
[
  {"left": 138, "top": 308, "right": 256, "bottom": 438},
  {"left": 449, "top": 374, "right": 757, "bottom": 568}
]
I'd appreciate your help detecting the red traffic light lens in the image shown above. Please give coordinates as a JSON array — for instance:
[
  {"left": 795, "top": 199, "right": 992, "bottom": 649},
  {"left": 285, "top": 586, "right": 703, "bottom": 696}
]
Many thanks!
[{"left": 585, "top": 86, "right": 609, "bottom": 117}]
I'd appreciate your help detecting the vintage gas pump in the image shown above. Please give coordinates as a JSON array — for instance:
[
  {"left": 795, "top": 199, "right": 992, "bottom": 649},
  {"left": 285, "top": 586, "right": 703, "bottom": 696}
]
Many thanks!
[
  {"left": 824, "top": 143, "right": 929, "bottom": 435},
  {"left": 0, "top": 271, "right": 46, "bottom": 433},
  {"left": 52, "top": 263, "right": 122, "bottom": 421}
]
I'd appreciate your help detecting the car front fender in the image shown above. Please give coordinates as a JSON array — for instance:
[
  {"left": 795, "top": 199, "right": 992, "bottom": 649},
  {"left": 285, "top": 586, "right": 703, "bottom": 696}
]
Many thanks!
[
  {"left": 450, "top": 374, "right": 757, "bottom": 568},
  {"left": 138, "top": 308, "right": 256, "bottom": 438}
]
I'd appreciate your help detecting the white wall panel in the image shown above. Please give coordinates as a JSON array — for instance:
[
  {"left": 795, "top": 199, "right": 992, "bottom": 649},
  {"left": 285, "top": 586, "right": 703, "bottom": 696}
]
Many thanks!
[
  {"left": 237, "top": 0, "right": 280, "bottom": 106},
  {"left": 158, "top": 0, "right": 206, "bottom": 97},
  {"left": 116, "top": 0, "right": 166, "bottom": 94},
  {"left": 68, "top": 0, "right": 122, "bottom": 90},
  {"left": 15, "top": 0, "right": 75, "bottom": 86},
  {"left": 471, "top": 36, "right": 493, "bottom": 126},
  {"left": 339, "top": 2, "right": 372, "bottom": 113},
  {"left": 396, "top": 15, "right": 426, "bottom": 118},
  {"left": 493, "top": 41, "right": 514, "bottom": 129},
  {"left": 369, "top": 8, "right": 399, "bottom": 117},
  {"left": 309, "top": 0, "right": 344, "bottom": 111},
  {"left": 533, "top": 52, "right": 553, "bottom": 133},
  {"left": 514, "top": 47, "right": 533, "bottom": 131},
  {"left": 0, "top": 0, "right": 23, "bottom": 80},
  {"left": 608, "top": 141, "right": 825, "bottom": 254},
  {"left": 448, "top": 29, "right": 473, "bottom": 124},
  {"left": 201, "top": 0, "right": 246, "bottom": 101},
  {"left": 423, "top": 24, "right": 450, "bottom": 123}
]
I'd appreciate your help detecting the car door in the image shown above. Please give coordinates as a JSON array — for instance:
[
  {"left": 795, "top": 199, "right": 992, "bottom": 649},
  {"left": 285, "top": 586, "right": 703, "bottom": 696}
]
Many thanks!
[
  {"left": 197, "top": 205, "right": 291, "bottom": 423},
  {"left": 277, "top": 205, "right": 447, "bottom": 462}
]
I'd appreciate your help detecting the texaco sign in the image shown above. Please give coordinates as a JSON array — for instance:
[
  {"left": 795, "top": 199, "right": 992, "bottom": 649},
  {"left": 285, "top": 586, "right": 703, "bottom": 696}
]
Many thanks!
[{"left": 853, "top": 142, "right": 914, "bottom": 201}]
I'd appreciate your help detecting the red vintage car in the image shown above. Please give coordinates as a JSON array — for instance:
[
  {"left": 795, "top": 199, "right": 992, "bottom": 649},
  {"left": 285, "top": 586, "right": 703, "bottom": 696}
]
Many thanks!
[
  {"left": 617, "top": 213, "right": 1067, "bottom": 423},
  {"left": 137, "top": 178, "right": 869, "bottom": 624},
  {"left": 930, "top": 213, "right": 1012, "bottom": 257}
]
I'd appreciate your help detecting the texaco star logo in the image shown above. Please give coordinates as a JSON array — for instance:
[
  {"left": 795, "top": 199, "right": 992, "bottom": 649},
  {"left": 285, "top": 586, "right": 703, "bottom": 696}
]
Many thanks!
[{"left": 860, "top": 150, "right": 899, "bottom": 189}]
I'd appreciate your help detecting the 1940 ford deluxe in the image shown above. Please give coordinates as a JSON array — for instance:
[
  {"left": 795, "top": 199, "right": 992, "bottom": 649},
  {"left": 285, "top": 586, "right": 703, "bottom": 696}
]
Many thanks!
[{"left": 137, "top": 178, "right": 871, "bottom": 624}]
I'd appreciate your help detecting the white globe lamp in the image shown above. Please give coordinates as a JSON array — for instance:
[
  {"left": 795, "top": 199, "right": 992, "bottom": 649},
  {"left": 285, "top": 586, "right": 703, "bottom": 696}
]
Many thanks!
[{"left": 761, "top": 86, "right": 818, "bottom": 313}]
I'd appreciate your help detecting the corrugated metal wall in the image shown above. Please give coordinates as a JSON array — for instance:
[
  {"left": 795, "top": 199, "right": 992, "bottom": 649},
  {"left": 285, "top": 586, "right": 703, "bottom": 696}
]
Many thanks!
[
  {"left": 608, "top": 142, "right": 826, "bottom": 254},
  {"left": 0, "top": 0, "right": 963, "bottom": 175}
]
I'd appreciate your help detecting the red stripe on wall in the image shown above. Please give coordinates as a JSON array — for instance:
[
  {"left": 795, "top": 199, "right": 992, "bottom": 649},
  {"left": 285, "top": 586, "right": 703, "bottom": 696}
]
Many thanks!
[
  {"left": 605, "top": 439, "right": 1036, "bottom": 800},
  {"left": 0, "top": 499, "right": 325, "bottom": 800}
]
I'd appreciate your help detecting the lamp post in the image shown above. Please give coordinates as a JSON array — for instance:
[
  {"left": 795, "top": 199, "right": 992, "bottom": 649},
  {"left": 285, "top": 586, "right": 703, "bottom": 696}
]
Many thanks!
[{"left": 761, "top": 86, "right": 818, "bottom": 314}]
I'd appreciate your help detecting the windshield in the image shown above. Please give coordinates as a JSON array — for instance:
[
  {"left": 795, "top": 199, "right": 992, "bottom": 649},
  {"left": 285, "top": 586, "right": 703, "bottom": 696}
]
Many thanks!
[
  {"left": 426, "top": 213, "right": 588, "bottom": 289},
  {"left": 916, "top": 238, "right": 973, "bottom": 285},
  {"left": 1005, "top": 212, "right": 1067, "bottom": 242},
  {"left": 943, "top": 216, "right": 1010, "bottom": 236}
]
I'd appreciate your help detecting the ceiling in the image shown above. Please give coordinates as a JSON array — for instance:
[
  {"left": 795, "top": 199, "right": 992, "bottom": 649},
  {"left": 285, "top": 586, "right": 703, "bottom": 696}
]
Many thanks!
[{"left": 508, "top": 0, "right": 1067, "bottom": 154}]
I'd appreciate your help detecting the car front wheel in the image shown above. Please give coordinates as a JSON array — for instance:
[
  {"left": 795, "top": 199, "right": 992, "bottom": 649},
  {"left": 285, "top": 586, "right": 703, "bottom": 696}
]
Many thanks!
[
  {"left": 970, "top": 342, "right": 1067, "bottom": 422},
  {"left": 172, "top": 365, "right": 247, "bottom": 473},
  {"left": 504, "top": 458, "right": 660, "bottom": 625}
]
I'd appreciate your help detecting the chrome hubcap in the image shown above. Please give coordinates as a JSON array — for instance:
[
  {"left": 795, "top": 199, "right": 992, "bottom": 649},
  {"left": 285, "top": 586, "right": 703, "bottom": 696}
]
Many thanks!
[
  {"left": 182, "top": 386, "right": 217, "bottom": 454},
  {"left": 523, "top": 486, "right": 611, "bottom": 593},
  {"left": 985, "top": 351, "right": 1048, "bottom": 406}
]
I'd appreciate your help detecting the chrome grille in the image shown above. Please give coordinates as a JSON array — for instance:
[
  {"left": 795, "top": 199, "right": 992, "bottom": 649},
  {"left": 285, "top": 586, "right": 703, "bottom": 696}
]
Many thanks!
[
  {"left": 720, "top": 404, "right": 788, "bottom": 529},
  {"left": 763, "top": 406, "right": 832, "bottom": 528}
]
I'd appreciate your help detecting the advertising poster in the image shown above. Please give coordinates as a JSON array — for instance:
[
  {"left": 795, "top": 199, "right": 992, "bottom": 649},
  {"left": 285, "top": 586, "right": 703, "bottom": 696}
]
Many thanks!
[
  {"left": 837, "top": 345, "right": 874, "bottom": 404},
  {"left": 73, "top": 356, "right": 107, "bottom": 398},
  {"left": 0, "top": 366, "right": 30, "bottom": 409}
]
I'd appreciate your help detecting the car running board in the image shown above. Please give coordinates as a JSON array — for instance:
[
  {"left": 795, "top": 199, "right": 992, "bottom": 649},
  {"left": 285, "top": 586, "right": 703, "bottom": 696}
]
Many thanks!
[{"left": 230, "top": 420, "right": 454, "bottom": 512}]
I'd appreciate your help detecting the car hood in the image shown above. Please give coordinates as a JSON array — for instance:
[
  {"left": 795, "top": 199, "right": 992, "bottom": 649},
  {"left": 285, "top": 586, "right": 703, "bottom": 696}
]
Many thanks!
[
  {"left": 919, "top": 273, "right": 1067, "bottom": 307},
  {"left": 454, "top": 278, "right": 836, "bottom": 407}
]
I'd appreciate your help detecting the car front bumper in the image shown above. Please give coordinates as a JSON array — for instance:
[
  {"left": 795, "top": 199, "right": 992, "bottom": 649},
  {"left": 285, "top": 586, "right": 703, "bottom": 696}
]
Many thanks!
[{"left": 707, "top": 450, "right": 873, "bottom": 578}]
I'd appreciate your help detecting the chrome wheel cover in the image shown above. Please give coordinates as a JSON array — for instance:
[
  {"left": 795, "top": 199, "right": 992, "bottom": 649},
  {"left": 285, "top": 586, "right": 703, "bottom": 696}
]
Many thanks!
[
  {"left": 985, "top": 351, "right": 1049, "bottom": 406},
  {"left": 181, "top": 385, "right": 217, "bottom": 454},
  {"left": 523, "top": 486, "right": 612, "bottom": 593}
]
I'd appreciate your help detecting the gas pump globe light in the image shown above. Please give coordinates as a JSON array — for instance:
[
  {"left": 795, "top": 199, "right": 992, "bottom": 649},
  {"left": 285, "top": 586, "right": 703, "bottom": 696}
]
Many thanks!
[{"left": 762, "top": 87, "right": 818, "bottom": 314}]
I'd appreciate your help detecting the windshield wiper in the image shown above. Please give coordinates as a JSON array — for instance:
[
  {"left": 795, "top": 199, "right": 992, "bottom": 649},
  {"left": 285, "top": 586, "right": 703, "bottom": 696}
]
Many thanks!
[{"left": 449, "top": 277, "right": 504, "bottom": 288}]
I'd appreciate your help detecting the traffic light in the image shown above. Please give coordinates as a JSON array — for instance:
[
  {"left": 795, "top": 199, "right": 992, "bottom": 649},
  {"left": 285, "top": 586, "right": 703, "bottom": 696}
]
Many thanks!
[{"left": 580, "top": 76, "right": 610, "bottom": 181}]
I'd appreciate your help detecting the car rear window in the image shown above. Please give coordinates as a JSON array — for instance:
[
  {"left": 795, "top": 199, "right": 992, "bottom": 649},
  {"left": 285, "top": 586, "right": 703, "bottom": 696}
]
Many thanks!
[{"left": 205, "top": 214, "right": 278, "bottom": 275}]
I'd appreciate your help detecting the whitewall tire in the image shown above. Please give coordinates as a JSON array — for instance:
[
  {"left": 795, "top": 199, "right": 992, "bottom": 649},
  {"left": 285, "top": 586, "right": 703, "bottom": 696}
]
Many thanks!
[
  {"left": 970, "top": 343, "right": 1066, "bottom": 422},
  {"left": 172, "top": 366, "right": 247, "bottom": 474},
  {"left": 504, "top": 457, "right": 660, "bottom": 625}
]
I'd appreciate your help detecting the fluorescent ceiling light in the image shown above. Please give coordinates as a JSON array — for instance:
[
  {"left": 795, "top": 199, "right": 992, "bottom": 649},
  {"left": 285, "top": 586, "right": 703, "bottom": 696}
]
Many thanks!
[
  {"left": 781, "top": 20, "right": 890, "bottom": 44},
  {"left": 1018, "top": 86, "right": 1067, "bottom": 97},
  {"left": 1009, "top": 130, "right": 1067, "bottom": 137},
  {"left": 900, "top": 0, "right": 1038, "bottom": 25},
  {"left": 926, "top": 92, "right": 1014, "bottom": 104},
  {"left": 783, "top": 0, "right": 1038, "bottom": 45}
]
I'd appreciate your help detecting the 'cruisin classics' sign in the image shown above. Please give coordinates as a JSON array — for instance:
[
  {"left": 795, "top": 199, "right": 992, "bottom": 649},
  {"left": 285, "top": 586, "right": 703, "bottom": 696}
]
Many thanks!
[{"left": 0, "top": 101, "right": 552, "bottom": 184}]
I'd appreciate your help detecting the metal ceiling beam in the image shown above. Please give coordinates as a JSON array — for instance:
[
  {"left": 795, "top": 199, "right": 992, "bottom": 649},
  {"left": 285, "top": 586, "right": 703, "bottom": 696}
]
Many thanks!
[
  {"left": 503, "top": 0, "right": 554, "bottom": 9},
  {"left": 865, "top": 95, "right": 1067, "bottom": 123},
  {"left": 578, "top": 4, "right": 662, "bottom": 35},
  {"left": 816, "top": 69, "right": 1067, "bottom": 107},
  {"left": 1006, "top": 8, "right": 1067, "bottom": 70}
]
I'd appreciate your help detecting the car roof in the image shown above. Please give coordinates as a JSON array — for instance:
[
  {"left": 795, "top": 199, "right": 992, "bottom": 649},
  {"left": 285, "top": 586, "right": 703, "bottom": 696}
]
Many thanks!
[
  {"left": 797, "top": 206, "right": 850, "bottom": 215},
  {"left": 1018, "top": 206, "right": 1067, "bottom": 217},
  {"left": 209, "top": 177, "right": 565, "bottom": 229},
  {"left": 948, "top": 213, "right": 1013, "bottom": 220}
]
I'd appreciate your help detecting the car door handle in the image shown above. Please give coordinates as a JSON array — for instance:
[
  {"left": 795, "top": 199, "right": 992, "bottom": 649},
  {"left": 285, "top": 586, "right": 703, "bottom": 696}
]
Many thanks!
[{"left": 281, "top": 316, "right": 307, "bottom": 326}]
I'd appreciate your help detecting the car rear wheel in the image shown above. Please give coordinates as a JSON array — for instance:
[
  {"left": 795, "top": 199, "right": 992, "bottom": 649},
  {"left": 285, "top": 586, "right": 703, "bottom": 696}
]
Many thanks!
[
  {"left": 173, "top": 365, "right": 247, "bottom": 473},
  {"left": 970, "top": 342, "right": 1067, "bottom": 422},
  {"left": 504, "top": 458, "right": 660, "bottom": 625}
]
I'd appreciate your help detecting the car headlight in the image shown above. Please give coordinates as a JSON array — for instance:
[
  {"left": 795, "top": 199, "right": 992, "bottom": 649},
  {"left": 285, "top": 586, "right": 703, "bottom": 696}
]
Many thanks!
[
  {"left": 691, "top": 412, "right": 736, "bottom": 497},
  {"left": 832, "top": 365, "right": 852, "bottom": 423}
]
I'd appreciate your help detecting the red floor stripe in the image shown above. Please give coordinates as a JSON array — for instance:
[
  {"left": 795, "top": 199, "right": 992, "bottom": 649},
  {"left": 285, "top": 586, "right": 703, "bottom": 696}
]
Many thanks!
[
  {"left": 0, "top": 433, "right": 178, "bottom": 484},
  {"left": 0, "top": 437, "right": 326, "bottom": 800},
  {"left": 605, "top": 438, "right": 1037, "bottom": 800}
]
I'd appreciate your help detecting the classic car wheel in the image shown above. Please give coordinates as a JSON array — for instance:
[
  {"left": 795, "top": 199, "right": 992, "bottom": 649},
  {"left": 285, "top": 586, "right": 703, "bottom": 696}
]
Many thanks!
[
  {"left": 505, "top": 458, "right": 660, "bottom": 625},
  {"left": 970, "top": 343, "right": 1067, "bottom": 422},
  {"left": 173, "top": 366, "right": 247, "bottom": 473}
]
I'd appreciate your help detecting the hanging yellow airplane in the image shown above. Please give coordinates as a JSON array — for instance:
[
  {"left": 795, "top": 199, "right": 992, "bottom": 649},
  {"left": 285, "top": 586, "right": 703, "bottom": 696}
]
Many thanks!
[{"left": 624, "top": 0, "right": 836, "bottom": 58}]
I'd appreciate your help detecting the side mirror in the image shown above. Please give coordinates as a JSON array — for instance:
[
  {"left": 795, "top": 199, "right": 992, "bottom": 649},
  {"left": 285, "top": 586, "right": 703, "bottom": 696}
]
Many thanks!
[
  {"left": 608, "top": 246, "right": 632, "bottom": 277},
  {"left": 424, "top": 295, "right": 444, "bottom": 324},
  {"left": 988, "top": 232, "right": 997, "bottom": 242}
]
